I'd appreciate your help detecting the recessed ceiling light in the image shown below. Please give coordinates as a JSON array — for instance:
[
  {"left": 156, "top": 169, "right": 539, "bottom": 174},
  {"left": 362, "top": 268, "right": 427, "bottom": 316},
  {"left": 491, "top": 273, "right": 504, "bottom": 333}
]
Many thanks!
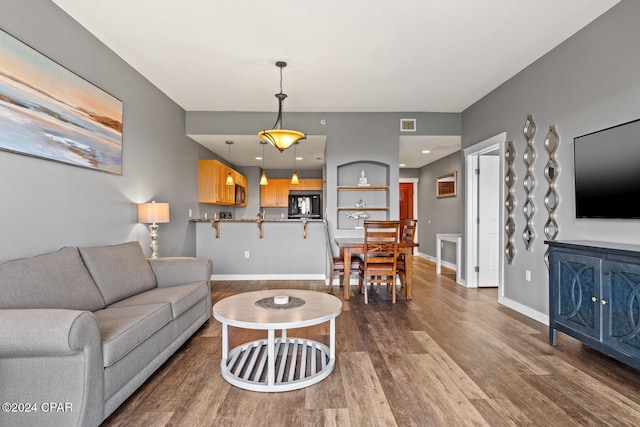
[
  {"left": 255, "top": 156, "right": 263, "bottom": 160},
  {"left": 296, "top": 157, "right": 303, "bottom": 161},
  {"left": 399, "top": 163, "right": 406, "bottom": 167},
  {"left": 422, "top": 150, "right": 431, "bottom": 154}
]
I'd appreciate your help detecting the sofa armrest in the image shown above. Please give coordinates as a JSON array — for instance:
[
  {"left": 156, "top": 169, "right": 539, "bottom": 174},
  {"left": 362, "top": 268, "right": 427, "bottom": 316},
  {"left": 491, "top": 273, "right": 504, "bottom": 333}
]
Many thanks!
[
  {"left": 0, "top": 309, "right": 100, "bottom": 357},
  {"left": 0, "top": 309, "right": 104, "bottom": 427},
  {"left": 148, "top": 257, "right": 213, "bottom": 288}
]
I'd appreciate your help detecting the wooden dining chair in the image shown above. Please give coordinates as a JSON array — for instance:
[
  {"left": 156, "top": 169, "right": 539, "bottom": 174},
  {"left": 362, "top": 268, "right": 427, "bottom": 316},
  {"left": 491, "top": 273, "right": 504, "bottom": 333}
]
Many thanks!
[
  {"left": 397, "top": 219, "right": 417, "bottom": 294},
  {"left": 324, "top": 219, "right": 362, "bottom": 287},
  {"left": 358, "top": 220, "right": 400, "bottom": 304}
]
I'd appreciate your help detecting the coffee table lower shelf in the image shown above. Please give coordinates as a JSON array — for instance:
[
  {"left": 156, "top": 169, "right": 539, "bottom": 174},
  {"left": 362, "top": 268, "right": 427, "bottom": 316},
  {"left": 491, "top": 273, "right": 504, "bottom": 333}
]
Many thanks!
[{"left": 221, "top": 337, "right": 334, "bottom": 392}]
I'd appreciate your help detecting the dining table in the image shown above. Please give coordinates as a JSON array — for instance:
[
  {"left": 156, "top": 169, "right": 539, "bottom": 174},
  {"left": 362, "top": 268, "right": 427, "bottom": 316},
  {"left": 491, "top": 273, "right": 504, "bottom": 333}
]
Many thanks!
[{"left": 334, "top": 237, "right": 419, "bottom": 301}]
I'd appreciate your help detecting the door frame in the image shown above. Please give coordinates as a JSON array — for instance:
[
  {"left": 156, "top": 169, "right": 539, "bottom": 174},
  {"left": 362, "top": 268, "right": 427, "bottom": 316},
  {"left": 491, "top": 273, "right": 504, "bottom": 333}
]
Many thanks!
[{"left": 463, "top": 133, "right": 506, "bottom": 292}]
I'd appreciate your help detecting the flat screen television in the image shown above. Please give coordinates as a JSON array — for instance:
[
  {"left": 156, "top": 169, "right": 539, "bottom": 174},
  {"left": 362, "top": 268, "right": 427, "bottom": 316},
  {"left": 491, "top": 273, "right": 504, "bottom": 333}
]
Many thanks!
[{"left": 574, "top": 118, "right": 640, "bottom": 219}]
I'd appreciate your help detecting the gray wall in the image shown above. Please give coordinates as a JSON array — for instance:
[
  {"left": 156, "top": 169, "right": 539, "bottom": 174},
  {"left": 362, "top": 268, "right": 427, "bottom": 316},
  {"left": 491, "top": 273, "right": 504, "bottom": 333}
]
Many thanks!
[
  {"left": 399, "top": 168, "right": 420, "bottom": 179},
  {"left": 417, "top": 152, "right": 464, "bottom": 262},
  {"left": 0, "top": 0, "right": 213, "bottom": 262},
  {"left": 461, "top": 0, "right": 640, "bottom": 316}
]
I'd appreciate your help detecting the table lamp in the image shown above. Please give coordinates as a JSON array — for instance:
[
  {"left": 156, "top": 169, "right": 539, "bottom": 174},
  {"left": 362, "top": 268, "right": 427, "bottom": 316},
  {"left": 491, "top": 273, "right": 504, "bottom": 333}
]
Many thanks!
[{"left": 137, "top": 201, "right": 170, "bottom": 259}]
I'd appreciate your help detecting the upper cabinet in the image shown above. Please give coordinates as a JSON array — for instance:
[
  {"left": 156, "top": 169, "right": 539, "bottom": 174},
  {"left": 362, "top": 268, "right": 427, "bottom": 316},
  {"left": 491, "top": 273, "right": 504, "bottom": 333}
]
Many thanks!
[
  {"left": 261, "top": 179, "right": 290, "bottom": 207},
  {"left": 337, "top": 161, "right": 389, "bottom": 229},
  {"left": 260, "top": 178, "right": 322, "bottom": 207},
  {"left": 198, "top": 160, "right": 247, "bottom": 206},
  {"left": 294, "top": 179, "right": 323, "bottom": 191}
]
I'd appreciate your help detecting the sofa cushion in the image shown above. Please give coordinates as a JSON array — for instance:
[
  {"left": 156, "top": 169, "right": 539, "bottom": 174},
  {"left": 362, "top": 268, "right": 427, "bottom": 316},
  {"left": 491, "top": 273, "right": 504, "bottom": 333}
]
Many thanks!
[
  {"left": 79, "top": 241, "right": 157, "bottom": 306},
  {"left": 108, "top": 282, "right": 209, "bottom": 319},
  {"left": 94, "top": 303, "right": 172, "bottom": 367},
  {"left": 0, "top": 247, "right": 105, "bottom": 311}
]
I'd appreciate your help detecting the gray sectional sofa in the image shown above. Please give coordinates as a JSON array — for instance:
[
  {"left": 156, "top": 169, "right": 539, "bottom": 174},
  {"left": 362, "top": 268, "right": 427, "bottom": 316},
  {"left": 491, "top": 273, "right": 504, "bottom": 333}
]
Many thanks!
[{"left": 0, "top": 241, "right": 213, "bottom": 427}]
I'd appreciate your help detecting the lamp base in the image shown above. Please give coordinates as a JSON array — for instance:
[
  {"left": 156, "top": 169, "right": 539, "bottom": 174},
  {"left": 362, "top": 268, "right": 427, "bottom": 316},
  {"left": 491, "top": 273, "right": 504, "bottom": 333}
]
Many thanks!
[{"left": 149, "top": 223, "right": 159, "bottom": 259}]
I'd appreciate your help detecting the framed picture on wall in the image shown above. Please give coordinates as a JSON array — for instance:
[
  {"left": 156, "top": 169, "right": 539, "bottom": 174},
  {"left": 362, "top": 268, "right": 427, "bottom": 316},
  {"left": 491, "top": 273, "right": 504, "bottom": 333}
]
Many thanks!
[
  {"left": 0, "top": 28, "right": 123, "bottom": 174},
  {"left": 436, "top": 171, "right": 457, "bottom": 198}
]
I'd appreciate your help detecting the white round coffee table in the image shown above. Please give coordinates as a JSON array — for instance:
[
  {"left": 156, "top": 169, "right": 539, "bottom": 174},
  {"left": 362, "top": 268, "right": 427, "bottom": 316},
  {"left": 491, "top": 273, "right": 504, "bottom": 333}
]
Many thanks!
[{"left": 212, "top": 289, "right": 342, "bottom": 392}]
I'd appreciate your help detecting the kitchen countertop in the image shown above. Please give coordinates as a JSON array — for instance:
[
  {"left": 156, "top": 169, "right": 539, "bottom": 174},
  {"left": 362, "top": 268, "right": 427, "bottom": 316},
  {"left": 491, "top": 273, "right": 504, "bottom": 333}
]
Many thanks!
[{"left": 189, "top": 218, "right": 323, "bottom": 223}]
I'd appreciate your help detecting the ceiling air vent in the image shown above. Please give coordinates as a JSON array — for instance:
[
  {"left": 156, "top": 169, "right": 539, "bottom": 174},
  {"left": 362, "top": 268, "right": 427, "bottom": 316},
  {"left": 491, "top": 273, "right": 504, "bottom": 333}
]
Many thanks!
[{"left": 400, "top": 118, "right": 416, "bottom": 132}]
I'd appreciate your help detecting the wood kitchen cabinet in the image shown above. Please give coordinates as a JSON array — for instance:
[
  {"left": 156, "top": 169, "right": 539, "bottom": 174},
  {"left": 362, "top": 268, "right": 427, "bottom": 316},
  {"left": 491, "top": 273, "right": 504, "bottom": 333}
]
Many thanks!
[
  {"left": 293, "top": 178, "right": 322, "bottom": 191},
  {"left": 260, "top": 178, "right": 322, "bottom": 208},
  {"left": 198, "top": 160, "right": 247, "bottom": 206},
  {"left": 260, "top": 178, "right": 290, "bottom": 207}
]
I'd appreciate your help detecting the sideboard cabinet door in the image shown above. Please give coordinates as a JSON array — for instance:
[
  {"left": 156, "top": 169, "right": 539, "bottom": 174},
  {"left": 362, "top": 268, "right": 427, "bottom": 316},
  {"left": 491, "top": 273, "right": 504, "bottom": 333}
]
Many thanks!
[
  {"left": 603, "top": 260, "right": 640, "bottom": 359},
  {"left": 552, "top": 250, "right": 602, "bottom": 344}
]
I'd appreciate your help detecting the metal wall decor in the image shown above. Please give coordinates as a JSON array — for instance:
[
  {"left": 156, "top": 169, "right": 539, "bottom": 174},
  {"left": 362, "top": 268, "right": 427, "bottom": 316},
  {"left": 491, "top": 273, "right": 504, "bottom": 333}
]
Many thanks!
[
  {"left": 505, "top": 140, "right": 516, "bottom": 264},
  {"left": 522, "top": 115, "right": 536, "bottom": 251},
  {"left": 543, "top": 126, "right": 559, "bottom": 268}
]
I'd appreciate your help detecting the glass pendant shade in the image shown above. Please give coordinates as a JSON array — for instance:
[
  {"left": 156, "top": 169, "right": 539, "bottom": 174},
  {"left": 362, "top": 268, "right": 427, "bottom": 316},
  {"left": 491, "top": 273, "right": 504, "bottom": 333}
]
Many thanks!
[
  {"left": 290, "top": 141, "right": 299, "bottom": 184},
  {"left": 225, "top": 140, "right": 234, "bottom": 185},
  {"left": 258, "top": 129, "right": 306, "bottom": 153},
  {"left": 259, "top": 140, "right": 268, "bottom": 185}
]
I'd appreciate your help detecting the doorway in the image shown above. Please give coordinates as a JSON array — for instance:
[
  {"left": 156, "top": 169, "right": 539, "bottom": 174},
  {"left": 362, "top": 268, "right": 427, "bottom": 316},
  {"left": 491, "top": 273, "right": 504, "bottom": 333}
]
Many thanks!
[
  {"left": 399, "top": 178, "right": 419, "bottom": 245},
  {"left": 399, "top": 182, "right": 414, "bottom": 221},
  {"left": 464, "top": 133, "right": 505, "bottom": 291}
]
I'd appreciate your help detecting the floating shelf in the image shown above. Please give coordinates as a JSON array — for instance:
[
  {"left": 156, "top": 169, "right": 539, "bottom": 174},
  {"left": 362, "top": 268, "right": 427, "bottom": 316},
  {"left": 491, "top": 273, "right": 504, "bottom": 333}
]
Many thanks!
[
  {"left": 336, "top": 162, "right": 390, "bottom": 229},
  {"left": 337, "top": 207, "right": 389, "bottom": 211},
  {"left": 337, "top": 186, "right": 389, "bottom": 191}
]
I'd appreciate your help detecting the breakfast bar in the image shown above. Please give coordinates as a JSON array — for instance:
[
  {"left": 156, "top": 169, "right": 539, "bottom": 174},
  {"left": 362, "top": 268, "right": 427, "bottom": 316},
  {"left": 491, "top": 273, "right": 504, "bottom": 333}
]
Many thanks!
[{"left": 194, "top": 218, "right": 326, "bottom": 279}]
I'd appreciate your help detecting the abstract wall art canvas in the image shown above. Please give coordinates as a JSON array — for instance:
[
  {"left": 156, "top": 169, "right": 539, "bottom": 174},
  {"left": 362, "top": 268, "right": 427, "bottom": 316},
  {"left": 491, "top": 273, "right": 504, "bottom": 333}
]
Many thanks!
[{"left": 0, "top": 28, "right": 123, "bottom": 174}]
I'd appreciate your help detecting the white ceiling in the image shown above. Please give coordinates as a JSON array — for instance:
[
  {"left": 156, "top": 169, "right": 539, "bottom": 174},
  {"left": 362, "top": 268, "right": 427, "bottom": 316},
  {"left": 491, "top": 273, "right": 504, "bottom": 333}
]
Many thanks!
[{"left": 51, "top": 0, "right": 619, "bottom": 169}]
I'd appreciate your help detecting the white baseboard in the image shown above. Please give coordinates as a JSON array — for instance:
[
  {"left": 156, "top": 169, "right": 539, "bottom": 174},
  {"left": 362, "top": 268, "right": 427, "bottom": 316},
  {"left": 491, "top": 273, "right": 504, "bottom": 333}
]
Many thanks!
[
  {"left": 211, "top": 274, "right": 325, "bottom": 281},
  {"left": 416, "top": 251, "right": 458, "bottom": 272},
  {"left": 415, "top": 251, "right": 466, "bottom": 285},
  {"left": 499, "top": 296, "right": 549, "bottom": 325}
]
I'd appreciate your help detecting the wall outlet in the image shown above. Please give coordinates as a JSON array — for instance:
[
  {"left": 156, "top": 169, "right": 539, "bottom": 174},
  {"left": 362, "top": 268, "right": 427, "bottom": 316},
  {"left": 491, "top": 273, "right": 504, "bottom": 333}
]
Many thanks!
[
  {"left": 525, "top": 270, "right": 531, "bottom": 281},
  {"left": 244, "top": 251, "right": 250, "bottom": 258}
]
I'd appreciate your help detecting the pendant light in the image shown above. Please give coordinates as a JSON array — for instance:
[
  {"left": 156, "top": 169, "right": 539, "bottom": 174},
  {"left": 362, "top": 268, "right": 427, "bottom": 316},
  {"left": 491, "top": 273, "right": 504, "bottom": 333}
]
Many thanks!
[
  {"left": 259, "top": 141, "right": 268, "bottom": 186},
  {"left": 291, "top": 142, "right": 299, "bottom": 185},
  {"left": 258, "top": 61, "right": 306, "bottom": 153},
  {"left": 225, "top": 140, "right": 234, "bottom": 186}
]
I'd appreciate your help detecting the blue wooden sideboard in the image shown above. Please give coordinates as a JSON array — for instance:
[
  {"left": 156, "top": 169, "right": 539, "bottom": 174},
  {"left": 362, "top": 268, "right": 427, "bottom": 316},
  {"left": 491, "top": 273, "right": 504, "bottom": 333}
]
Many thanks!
[{"left": 547, "top": 240, "right": 640, "bottom": 370}]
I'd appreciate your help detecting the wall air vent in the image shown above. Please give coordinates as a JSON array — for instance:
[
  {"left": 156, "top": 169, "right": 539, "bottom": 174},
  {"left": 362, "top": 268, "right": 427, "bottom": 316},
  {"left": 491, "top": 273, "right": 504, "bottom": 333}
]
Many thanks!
[{"left": 400, "top": 118, "right": 416, "bottom": 132}]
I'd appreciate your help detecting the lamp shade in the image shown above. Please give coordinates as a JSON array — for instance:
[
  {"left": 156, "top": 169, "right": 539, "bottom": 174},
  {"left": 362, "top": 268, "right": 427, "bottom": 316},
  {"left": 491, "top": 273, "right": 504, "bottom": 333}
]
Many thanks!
[
  {"left": 138, "top": 202, "right": 170, "bottom": 224},
  {"left": 258, "top": 129, "right": 306, "bottom": 153}
]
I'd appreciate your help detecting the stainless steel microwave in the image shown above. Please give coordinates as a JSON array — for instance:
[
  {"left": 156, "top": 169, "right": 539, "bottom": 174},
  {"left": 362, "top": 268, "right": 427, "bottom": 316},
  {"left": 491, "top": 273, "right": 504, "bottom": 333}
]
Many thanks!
[
  {"left": 288, "top": 194, "right": 321, "bottom": 219},
  {"left": 234, "top": 184, "right": 246, "bottom": 205}
]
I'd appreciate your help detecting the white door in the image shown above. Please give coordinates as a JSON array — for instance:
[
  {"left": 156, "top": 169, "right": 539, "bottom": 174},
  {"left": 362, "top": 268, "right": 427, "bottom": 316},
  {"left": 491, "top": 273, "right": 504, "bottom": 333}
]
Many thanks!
[{"left": 478, "top": 156, "right": 499, "bottom": 287}]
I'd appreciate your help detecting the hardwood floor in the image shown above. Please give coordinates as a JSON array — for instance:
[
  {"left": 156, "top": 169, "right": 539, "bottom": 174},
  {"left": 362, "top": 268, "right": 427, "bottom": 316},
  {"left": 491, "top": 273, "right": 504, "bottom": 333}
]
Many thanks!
[{"left": 103, "top": 257, "right": 640, "bottom": 426}]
